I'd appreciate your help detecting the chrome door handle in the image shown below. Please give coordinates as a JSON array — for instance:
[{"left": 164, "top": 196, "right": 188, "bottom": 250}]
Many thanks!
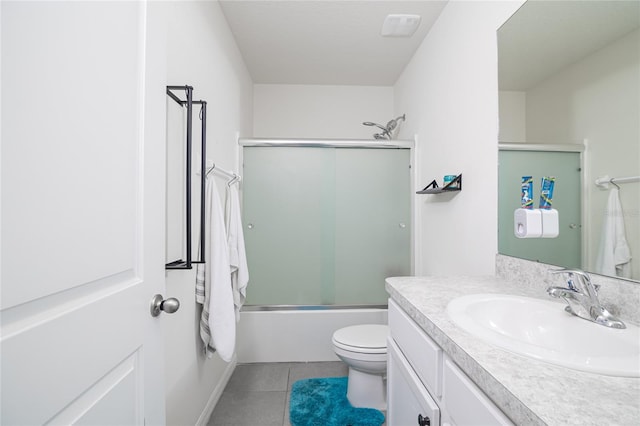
[{"left": 150, "top": 294, "right": 180, "bottom": 317}]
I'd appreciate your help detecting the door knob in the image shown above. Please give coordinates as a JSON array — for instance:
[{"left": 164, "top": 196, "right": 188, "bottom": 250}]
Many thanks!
[{"left": 150, "top": 294, "right": 180, "bottom": 317}]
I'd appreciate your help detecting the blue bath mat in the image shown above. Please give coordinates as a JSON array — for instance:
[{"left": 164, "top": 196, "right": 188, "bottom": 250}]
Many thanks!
[{"left": 289, "top": 377, "right": 385, "bottom": 426}]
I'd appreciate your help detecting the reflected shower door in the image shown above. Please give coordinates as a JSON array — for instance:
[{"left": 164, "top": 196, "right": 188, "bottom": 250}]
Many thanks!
[
  {"left": 498, "top": 149, "right": 581, "bottom": 269},
  {"left": 242, "top": 146, "right": 411, "bottom": 306}
]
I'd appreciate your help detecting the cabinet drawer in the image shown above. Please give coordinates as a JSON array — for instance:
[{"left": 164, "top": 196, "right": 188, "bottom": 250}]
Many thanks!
[
  {"left": 442, "top": 357, "right": 513, "bottom": 425},
  {"left": 388, "top": 338, "right": 440, "bottom": 426},
  {"left": 389, "top": 298, "right": 442, "bottom": 398}
]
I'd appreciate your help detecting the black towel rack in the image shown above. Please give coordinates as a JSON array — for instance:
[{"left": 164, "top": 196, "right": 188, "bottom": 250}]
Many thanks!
[{"left": 166, "top": 85, "right": 207, "bottom": 270}]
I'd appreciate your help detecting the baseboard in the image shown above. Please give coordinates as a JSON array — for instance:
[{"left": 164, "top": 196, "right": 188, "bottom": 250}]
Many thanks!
[{"left": 195, "top": 354, "right": 237, "bottom": 426}]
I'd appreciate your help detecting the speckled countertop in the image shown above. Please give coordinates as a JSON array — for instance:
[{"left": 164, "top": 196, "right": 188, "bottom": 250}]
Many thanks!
[{"left": 385, "top": 276, "right": 640, "bottom": 426}]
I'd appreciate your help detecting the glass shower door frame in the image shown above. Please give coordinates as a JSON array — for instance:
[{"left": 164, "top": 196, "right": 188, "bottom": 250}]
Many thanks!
[{"left": 239, "top": 138, "right": 416, "bottom": 308}]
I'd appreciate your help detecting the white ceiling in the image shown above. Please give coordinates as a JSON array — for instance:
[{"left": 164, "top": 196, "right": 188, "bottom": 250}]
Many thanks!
[
  {"left": 219, "top": 0, "right": 448, "bottom": 86},
  {"left": 219, "top": 1, "right": 640, "bottom": 89},
  {"left": 498, "top": 0, "right": 640, "bottom": 90}
]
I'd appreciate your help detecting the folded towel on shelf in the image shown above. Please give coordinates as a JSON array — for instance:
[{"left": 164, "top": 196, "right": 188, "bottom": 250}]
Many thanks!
[
  {"left": 196, "top": 178, "right": 236, "bottom": 361},
  {"left": 225, "top": 184, "right": 249, "bottom": 322},
  {"left": 595, "top": 187, "right": 632, "bottom": 278}
]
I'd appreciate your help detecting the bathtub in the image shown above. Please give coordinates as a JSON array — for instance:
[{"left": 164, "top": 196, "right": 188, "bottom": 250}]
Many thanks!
[{"left": 236, "top": 305, "right": 388, "bottom": 363}]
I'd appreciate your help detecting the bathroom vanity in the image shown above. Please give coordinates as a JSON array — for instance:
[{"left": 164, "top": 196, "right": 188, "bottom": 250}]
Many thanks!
[
  {"left": 385, "top": 276, "right": 640, "bottom": 426},
  {"left": 388, "top": 298, "right": 511, "bottom": 425}
]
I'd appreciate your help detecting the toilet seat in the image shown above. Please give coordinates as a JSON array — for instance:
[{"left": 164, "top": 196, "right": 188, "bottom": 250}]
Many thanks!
[{"left": 332, "top": 324, "right": 388, "bottom": 354}]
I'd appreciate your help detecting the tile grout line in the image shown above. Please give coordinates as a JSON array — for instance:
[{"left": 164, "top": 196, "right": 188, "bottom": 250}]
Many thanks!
[{"left": 284, "top": 366, "right": 292, "bottom": 426}]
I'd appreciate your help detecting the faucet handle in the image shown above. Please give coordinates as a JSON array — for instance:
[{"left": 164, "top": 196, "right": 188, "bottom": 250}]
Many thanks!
[
  {"left": 549, "top": 267, "right": 587, "bottom": 276},
  {"left": 549, "top": 268, "right": 593, "bottom": 291},
  {"left": 549, "top": 268, "right": 590, "bottom": 281}
]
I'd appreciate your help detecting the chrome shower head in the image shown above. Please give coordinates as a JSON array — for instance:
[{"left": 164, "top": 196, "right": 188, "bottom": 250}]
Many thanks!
[
  {"left": 363, "top": 121, "right": 387, "bottom": 131},
  {"left": 363, "top": 114, "right": 405, "bottom": 140}
]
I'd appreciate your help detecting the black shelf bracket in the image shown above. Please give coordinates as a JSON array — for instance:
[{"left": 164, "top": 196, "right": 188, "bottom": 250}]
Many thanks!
[{"left": 417, "top": 173, "right": 462, "bottom": 194}]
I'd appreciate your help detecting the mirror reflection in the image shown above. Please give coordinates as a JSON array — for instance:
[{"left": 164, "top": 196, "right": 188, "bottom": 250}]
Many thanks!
[{"left": 497, "top": 0, "right": 639, "bottom": 281}]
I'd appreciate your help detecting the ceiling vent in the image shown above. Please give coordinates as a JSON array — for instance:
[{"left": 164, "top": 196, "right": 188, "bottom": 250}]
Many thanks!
[{"left": 381, "top": 14, "right": 422, "bottom": 37}]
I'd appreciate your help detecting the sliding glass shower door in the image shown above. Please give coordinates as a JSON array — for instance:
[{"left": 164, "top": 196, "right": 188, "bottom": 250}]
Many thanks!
[{"left": 242, "top": 146, "right": 411, "bottom": 306}]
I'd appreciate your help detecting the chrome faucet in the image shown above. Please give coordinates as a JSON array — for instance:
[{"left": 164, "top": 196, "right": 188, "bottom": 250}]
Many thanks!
[{"left": 546, "top": 268, "right": 625, "bottom": 329}]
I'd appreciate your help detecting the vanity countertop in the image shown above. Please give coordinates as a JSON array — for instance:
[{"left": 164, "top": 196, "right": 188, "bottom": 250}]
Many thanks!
[{"left": 385, "top": 276, "right": 640, "bottom": 426}]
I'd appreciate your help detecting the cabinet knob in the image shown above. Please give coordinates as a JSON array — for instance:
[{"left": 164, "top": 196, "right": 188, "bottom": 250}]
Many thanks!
[{"left": 418, "top": 414, "right": 430, "bottom": 426}]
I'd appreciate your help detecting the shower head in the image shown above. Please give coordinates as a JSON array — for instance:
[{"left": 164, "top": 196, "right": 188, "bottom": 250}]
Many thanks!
[
  {"left": 363, "top": 114, "right": 405, "bottom": 140},
  {"left": 363, "top": 121, "right": 387, "bottom": 131}
]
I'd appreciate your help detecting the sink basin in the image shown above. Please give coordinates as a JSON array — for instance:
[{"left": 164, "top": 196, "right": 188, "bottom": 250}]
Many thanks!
[{"left": 446, "top": 293, "right": 640, "bottom": 377}]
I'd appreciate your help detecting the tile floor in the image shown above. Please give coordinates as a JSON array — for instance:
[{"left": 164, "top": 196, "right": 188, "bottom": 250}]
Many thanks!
[{"left": 207, "top": 361, "right": 349, "bottom": 426}]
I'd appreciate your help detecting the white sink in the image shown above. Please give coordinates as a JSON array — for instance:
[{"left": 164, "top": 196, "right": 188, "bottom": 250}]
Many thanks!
[{"left": 446, "top": 293, "right": 640, "bottom": 377}]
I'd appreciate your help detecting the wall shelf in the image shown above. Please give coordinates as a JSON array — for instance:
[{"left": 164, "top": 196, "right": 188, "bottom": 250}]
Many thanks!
[{"left": 417, "top": 174, "right": 462, "bottom": 194}]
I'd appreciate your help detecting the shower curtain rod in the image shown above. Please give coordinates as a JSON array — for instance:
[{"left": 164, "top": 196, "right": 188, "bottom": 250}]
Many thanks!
[{"left": 595, "top": 175, "right": 640, "bottom": 188}]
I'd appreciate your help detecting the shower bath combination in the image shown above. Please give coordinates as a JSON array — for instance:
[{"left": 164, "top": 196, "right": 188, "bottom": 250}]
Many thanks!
[{"left": 363, "top": 114, "right": 406, "bottom": 140}]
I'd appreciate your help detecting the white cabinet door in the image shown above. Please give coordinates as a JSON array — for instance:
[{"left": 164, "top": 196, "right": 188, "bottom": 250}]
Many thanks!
[
  {"left": 442, "top": 358, "right": 513, "bottom": 426},
  {"left": 389, "top": 299, "right": 442, "bottom": 398},
  {"left": 1, "top": 1, "right": 167, "bottom": 424},
  {"left": 388, "top": 339, "right": 440, "bottom": 426}
]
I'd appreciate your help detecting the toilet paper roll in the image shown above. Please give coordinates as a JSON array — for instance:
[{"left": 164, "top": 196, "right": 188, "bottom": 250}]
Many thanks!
[{"left": 514, "top": 208, "right": 542, "bottom": 238}]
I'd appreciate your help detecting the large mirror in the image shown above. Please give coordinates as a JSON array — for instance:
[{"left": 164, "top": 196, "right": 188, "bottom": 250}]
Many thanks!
[{"left": 497, "top": 0, "right": 640, "bottom": 282}]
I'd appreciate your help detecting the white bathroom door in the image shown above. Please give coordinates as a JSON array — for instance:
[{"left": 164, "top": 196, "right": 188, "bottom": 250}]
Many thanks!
[{"left": 1, "top": 2, "right": 167, "bottom": 425}]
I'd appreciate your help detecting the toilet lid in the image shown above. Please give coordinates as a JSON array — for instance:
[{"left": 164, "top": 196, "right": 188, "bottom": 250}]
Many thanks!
[{"left": 332, "top": 324, "right": 388, "bottom": 354}]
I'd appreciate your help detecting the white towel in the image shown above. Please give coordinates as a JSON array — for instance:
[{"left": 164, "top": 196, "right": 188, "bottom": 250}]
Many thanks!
[
  {"left": 595, "top": 188, "right": 632, "bottom": 278},
  {"left": 196, "top": 178, "right": 236, "bottom": 361},
  {"left": 225, "top": 185, "right": 249, "bottom": 322}
]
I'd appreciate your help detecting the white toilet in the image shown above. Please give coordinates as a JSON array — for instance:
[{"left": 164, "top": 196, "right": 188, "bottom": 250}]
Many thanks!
[{"left": 332, "top": 324, "right": 388, "bottom": 410}]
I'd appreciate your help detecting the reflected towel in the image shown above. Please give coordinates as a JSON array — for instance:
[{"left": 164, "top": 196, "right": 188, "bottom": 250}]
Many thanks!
[
  {"left": 196, "top": 178, "right": 236, "bottom": 361},
  {"left": 225, "top": 185, "right": 249, "bottom": 322},
  {"left": 595, "top": 188, "right": 632, "bottom": 278}
]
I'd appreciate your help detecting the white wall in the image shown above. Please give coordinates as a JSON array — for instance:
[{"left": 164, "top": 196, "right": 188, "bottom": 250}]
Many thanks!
[
  {"left": 525, "top": 29, "right": 640, "bottom": 279},
  {"left": 498, "top": 91, "right": 526, "bottom": 143},
  {"left": 395, "top": 1, "right": 524, "bottom": 275},
  {"left": 156, "top": 2, "right": 253, "bottom": 425},
  {"left": 253, "top": 84, "right": 394, "bottom": 139}
]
